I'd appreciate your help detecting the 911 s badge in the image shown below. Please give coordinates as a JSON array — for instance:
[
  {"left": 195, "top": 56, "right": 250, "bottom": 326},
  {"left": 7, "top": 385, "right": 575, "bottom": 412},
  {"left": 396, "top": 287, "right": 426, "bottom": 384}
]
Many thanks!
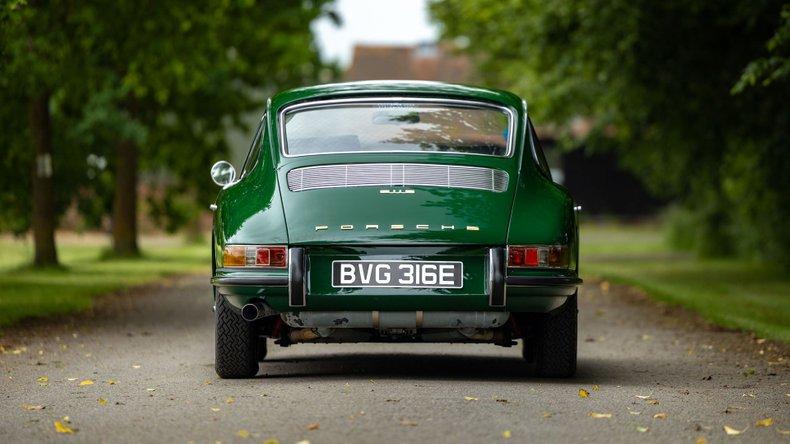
[{"left": 331, "top": 260, "right": 463, "bottom": 288}]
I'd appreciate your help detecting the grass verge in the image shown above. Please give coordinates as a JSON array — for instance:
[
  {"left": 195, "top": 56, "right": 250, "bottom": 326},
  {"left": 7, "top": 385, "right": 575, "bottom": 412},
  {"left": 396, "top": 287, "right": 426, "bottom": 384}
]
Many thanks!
[
  {"left": 0, "top": 234, "right": 209, "bottom": 327},
  {"left": 581, "top": 223, "right": 790, "bottom": 342}
]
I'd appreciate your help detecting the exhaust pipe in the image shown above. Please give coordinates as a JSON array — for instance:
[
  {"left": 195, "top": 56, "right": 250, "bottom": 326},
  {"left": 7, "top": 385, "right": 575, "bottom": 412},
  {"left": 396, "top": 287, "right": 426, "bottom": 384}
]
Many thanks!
[{"left": 241, "top": 302, "right": 267, "bottom": 322}]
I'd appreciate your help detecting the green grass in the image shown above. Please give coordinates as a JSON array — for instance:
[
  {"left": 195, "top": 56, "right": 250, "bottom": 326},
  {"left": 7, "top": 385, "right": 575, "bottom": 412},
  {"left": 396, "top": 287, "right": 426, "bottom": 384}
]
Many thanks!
[
  {"left": 0, "top": 234, "right": 209, "bottom": 327},
  {"left": 581, "top": 222, "right": 790, "bottom": 342}
]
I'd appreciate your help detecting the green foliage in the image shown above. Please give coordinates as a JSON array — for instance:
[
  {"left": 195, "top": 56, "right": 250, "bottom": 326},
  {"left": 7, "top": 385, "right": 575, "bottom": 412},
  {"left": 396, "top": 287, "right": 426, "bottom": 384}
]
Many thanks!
[
  {"left": 0, "top": 235, "right": 208, "bottom": 326},
  {"left": 431, "top": 0, "right": 790, "bottom": 265},
  {"left": 733, "top": 4, "right": 790, "bottom": 92},
  {"left": 0, "top": 0, "right": 335, "bottom": 234},
  {"left": 582, "top": 223, "right": 790, "bottom": 342}
]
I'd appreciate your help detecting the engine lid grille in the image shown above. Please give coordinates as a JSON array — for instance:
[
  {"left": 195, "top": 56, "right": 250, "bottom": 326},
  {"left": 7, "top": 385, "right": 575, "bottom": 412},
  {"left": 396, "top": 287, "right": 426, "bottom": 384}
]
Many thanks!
[{"left": 286, "top": 163, "right": 509, "bottom": 193}]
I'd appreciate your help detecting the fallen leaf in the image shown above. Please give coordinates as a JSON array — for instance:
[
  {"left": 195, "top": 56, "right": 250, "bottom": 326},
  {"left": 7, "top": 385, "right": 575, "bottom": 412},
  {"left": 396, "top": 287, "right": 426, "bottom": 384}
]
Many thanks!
[
  {"left": 464, "top": 396, "right": 478, "bottom": 401},
  {"left": 502, "top": 430, "right": 512, "bottom": 439},
  {"left": 132, "top": 364, "right": 141, "bottom": 369},
  {"left": 578, "top": 389, "right": 590, "bottom": 398},
  {"left": 592, "top": 384, "right": 600, "bottom": 391},
  {"left": 67, "top": 378, "right": 77, "bottom": 381},
  {"left": 641, "top": 334, "right": 652, "bottom": 341},
  {"left": 755, "top": 418, "right": 773, "bottom": 427},
  {"left": 653, "top": 413, "right": 667, "bottom": 420},
  {"left": 106, "top": 379, "right": 118, "bottom": 385},
  {"left": 647, "top": 399, "right": 660, "bottom": 405},
  {"left": 146, "top": 388, "right": 156, "bottom": 392},
  {"left": 777, "top": 429, "right": 790, "bottom": 435},
  {"left": 635, "top": 394, "right": 652, "bottom": 399},
  {"left": 695, "top": 437, "right": 708, "bottom": 444},
  {"left": 97, "top": 398, "right": 107, "bottom": 406},
  {"left": 22, "top": 404, "right": 45, "bottom": 411},
  {"left": 589, "top": 412, "right": 612, "bottom": 419},
  {"left": 210, "top": 407, "right": 220, "bottom": 412},
  {"left": 636, "top": 426, "right": 649, "bottom": 433},
  {"left": 263, "top": 439, "right": 280, "bottom": 444},
  {"left": 36, "top": 376, "right": 49, "bottom": 384},
  {"left": 225, "top": 396, "right": 235, "bottom": 404},
  {"left": 295, "top": 441, "right": 310, "bottom": 444},
  {"left": 236, "top": 429, "right": 250, "bottom": 438},
  {"left": 400, "top": 419, "right": 417, "bottom": 427},
  {"left": 600, "top": 281, "right": 610, "bottom": 292},
  {"left": 78, "top": 379, "right": 94, "bottom": 386},
  {"left": 629, "top": 411, "right": 642, "bottom": 416},
  {"left": 724, "top": 425, "right": 747, "bottom": 436},
  {"left": 54, "top": 420, "right": 74, "bottom": 434},
  {"left": 307, "top": 422, "right": 320, "bottom": 430},
  {"left": 542, "top": 411, "right": 553, "bottom": 418}
]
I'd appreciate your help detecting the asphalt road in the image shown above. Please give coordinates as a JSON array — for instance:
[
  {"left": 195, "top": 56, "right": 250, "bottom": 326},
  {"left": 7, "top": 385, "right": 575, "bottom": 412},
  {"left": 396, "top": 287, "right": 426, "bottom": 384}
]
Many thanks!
[{"left": 1, "top": 275, "right": 787, "bottom": 443}]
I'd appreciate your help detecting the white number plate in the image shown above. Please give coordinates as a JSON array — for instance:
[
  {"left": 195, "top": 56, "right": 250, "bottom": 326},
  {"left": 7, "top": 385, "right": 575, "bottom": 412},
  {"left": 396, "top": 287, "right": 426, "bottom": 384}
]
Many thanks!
[{"left": 331, "top": 260, "right": 463, "bottom": 288}]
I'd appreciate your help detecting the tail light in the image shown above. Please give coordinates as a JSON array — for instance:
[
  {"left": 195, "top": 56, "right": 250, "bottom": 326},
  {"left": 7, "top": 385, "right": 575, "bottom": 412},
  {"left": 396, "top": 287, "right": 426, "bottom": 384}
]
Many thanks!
[
  {"left": 507, "top": 245, "right": 569, "bottom": 268},
  {"left": 222, "top": 245, "right": 287, "bottom": 268}
]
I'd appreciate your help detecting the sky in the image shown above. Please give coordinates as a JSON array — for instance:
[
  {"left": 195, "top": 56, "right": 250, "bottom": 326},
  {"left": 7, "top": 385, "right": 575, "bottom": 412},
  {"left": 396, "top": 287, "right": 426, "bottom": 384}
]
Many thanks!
[{"left": 313, "top": 0, "right": 439, "bottom": 67}]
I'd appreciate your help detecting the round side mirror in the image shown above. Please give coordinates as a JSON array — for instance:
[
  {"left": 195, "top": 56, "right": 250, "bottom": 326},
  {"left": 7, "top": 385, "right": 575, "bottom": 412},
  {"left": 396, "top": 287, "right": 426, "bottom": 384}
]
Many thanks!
[{"left": 210, "top": 161, "right": 236, "bottom": 187}]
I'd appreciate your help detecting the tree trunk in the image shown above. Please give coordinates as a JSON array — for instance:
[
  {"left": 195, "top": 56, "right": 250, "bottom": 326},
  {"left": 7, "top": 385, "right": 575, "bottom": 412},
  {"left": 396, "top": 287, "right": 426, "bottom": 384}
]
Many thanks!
[
  {"left": 111, "top": 139, "right": 140, "bottom": 256},
  {"left": 29, "top": 93, "right": 59, "bottom": 267}
]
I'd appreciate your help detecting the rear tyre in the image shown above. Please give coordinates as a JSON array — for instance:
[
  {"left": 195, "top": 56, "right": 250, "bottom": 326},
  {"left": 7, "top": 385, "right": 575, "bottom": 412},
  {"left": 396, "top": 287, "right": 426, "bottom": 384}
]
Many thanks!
[
  {"left": 215, "top": 294, "right": 259, "bottom": 378},
  {"left": 522, "top": 293, "right": 577, "bottom": 378}
]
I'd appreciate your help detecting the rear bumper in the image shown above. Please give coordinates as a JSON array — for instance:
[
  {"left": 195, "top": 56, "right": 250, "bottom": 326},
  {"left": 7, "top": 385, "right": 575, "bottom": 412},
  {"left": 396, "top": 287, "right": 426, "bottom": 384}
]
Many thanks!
[
  {"left": 212, "top": 275, "right": 581, "bottom": 288},
  {"left": 506, "top": 276, "right": 582, "bottom": 287},
  {"left": 212, "top": 246, "right": 580, "bottom": 313}
]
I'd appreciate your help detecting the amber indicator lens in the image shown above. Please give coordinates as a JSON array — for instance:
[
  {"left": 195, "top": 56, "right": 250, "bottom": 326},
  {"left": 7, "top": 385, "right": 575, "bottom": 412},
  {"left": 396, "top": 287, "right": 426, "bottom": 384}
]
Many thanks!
[
  {"left": 222, "top": 246, "right": 246, "bottom": 267},
  {"left": 223, "top": 245, "right": 288, "bottom": 268},
  {"left": 507, "top": 245, "right": 569, "bottom": 268}
]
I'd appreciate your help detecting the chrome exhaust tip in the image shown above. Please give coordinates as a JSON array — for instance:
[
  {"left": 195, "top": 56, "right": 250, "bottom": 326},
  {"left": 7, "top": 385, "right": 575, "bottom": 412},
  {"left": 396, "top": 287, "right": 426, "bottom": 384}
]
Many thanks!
[{"left": 241, "top": 302, "right": 265, "bottom": 322}]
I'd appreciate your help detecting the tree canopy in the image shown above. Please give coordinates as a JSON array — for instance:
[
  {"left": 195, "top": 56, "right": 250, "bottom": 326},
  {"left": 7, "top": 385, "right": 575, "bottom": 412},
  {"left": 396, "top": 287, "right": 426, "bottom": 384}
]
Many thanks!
[
  {"left": 431, "top": 0, "right": 789, "bottom": 264},
  {"left": 1, "top": 0, "right": 335, "bottom": 263}
]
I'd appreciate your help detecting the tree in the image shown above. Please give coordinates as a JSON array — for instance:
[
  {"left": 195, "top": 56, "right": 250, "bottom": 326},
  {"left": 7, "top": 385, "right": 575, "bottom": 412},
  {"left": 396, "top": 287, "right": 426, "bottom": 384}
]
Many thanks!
[
  {"left": 0, "top": 0, "right": 84, "bottom": 267},
  {"left": 431, "top": 0, "right": 790, "bottom": 264},
  {"left": 83, "top": 0, "right": 335, "bottom": 256},
  {"left": 1, "top": 0, "right": 335, "bottom": 259}
]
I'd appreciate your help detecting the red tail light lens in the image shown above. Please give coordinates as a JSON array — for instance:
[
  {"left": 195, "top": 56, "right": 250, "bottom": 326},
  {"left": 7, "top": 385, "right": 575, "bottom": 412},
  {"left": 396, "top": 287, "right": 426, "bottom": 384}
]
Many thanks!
[
  {"left": 270, "top": 247, "right": 287, "bottom": 267},
  {"left": 222, "top": 245, "right": 288, "bottom": 268},
  {"left": 507, "top": 245, "right": 569, "bottom": 268}
]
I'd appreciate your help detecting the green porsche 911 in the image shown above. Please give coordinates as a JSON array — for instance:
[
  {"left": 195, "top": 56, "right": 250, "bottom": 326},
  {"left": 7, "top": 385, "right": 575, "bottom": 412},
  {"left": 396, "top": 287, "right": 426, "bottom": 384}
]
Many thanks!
[{"left": 210, "top": 81, "right": 581, "bottom": 379}]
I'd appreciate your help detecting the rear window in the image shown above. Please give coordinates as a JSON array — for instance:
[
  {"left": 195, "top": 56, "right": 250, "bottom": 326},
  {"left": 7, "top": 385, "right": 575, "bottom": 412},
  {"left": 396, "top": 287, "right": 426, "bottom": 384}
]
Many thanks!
[{"left": 281, "top": 100, "right": 513, "bottom": 157}]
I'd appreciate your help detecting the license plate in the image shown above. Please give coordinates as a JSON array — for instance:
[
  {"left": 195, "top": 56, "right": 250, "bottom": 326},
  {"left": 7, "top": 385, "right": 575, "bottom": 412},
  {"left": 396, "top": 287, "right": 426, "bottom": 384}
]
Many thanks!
[{"left": 331, "top": 260, "right": 463, "bottom": 288}]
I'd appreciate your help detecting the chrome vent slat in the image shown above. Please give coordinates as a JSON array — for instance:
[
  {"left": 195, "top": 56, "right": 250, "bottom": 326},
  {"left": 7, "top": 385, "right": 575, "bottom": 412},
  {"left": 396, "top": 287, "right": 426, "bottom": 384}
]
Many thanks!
[{"left": 287, "top": 163, "right": 509, "bottom": 193}]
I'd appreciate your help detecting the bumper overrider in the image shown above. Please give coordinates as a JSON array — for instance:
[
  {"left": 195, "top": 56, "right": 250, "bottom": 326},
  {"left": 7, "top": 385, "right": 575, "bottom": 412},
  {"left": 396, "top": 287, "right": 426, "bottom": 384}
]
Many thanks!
[{"left": 211, "top": 247, "right": 581, "bottom": 313}]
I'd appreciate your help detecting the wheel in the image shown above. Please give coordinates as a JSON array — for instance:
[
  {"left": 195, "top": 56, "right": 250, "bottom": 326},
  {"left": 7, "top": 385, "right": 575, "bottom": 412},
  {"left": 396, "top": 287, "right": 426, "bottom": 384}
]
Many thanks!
[
  {"left": 215, "top": 294, "right": 260, "bottom": 378},
  {"left": 522, "top": 293, "right": 577, "bottom": 378}
]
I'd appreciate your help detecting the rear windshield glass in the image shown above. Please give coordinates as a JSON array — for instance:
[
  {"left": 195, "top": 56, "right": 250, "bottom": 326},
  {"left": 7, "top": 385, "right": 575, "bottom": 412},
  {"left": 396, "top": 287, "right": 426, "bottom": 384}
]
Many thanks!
[{"left": 282, "top": 101, "right": 512, "bottom": 157}]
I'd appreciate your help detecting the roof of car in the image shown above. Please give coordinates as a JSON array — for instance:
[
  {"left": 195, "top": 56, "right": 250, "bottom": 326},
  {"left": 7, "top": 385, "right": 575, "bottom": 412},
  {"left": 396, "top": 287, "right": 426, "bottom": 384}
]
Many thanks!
[{"left": 268, "top": 80, "right": 525, "bottom": 113}]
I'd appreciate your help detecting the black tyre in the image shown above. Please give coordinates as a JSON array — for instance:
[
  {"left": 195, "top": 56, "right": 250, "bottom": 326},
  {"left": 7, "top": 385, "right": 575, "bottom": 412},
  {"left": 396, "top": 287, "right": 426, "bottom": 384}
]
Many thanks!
[
  {"left": 215, "top": 294, "right": 259, "bottom": 378},
  {"left": 522, "top": 293, "right": 577, "bottom": 378}
]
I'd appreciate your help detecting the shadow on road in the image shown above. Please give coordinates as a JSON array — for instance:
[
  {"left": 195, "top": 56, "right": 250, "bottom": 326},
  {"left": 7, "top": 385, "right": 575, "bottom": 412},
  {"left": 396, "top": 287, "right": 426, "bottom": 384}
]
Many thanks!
[{"left": 258, "top": 352, "right": 655, "bottom": 386}]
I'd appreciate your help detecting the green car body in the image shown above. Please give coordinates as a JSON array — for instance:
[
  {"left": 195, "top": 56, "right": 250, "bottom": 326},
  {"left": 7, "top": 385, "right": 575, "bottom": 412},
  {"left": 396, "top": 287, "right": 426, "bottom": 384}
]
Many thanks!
[{"left": 210, "top": 81, "right": 581, "bottom": 378}]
